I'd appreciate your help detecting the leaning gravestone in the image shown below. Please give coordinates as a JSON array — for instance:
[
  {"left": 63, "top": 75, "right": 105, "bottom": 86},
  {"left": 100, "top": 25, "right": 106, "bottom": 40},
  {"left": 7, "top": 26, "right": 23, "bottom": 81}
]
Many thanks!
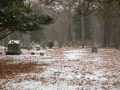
[
  {"left": 21, "top": 31, "right": 32, "bottom": 49},
  {"left": 6, "top": 40, "right": 22, "bottom": 55}
]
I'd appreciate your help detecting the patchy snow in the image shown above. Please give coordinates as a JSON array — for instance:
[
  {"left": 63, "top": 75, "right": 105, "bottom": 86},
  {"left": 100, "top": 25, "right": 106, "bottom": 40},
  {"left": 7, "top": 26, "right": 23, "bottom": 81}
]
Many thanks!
[
  {"left": 8, "top": 40, "right": 20, "bottom": 44},
  {"left": 64, "top": 50, "right": 86, "bottom": 60},
  {"left": 0, "top": 47, "right": 120, "bottom": 90}
]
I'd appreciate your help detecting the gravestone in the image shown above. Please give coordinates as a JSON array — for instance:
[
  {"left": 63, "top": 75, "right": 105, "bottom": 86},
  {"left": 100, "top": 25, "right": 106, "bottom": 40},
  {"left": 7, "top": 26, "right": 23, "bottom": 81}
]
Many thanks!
[
  {"left": 49, "top": 41, "right": 54, "bottom": 49},
  {"left": 40, "top": 52, "right": 44, "bottom": 56},
  {"left": 34, "top": 44, "right": 40, "bottom": 50},
  {"left": 31, "top": 52, "right": 35, "bottom": 55},
  {"left": 108, "top": 44, "right": 115, "bottom": 48},
  {"left": 6, "top": 40, "right": 22, "bottom": 55},
  {"left": 21, "top": 31, "right": 32, "bottom": 49},
  {"left": 54, "top": 40, "right": 58, "bottom": 47},
  {"left": 92, "top": 46, "right": 97, "bottom": 52}
]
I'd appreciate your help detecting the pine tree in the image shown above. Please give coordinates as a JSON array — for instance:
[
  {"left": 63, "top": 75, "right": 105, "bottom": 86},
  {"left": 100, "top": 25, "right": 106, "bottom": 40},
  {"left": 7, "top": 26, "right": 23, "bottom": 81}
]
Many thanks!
[{"left": 0, "top": 0, "right": 53, "bottom": 40}]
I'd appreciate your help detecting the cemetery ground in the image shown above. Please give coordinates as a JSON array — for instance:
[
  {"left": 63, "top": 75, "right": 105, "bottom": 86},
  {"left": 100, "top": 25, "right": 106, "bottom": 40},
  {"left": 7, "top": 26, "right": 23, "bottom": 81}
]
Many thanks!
[{"left": 0, "top": 46, "right": 120, "bottom": 90}]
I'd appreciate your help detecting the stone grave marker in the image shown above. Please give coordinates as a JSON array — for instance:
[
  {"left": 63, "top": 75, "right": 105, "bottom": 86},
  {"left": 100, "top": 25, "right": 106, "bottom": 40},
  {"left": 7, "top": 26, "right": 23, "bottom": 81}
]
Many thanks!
[
  {"left": 21, "top": 31, "right": 32, "bottom": 49},
  {"left": 6, "top": 40, "right": 22, "bottom": 55},
  {"left": 92, "top": 46, "right": 97, "bottom": 52}
]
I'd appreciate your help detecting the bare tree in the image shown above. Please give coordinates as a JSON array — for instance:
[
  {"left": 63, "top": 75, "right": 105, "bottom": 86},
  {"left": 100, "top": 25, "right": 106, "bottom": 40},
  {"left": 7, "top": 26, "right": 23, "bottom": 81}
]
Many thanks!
[
  {"left": 97, "top": 2, "right": 120, "bottom": 48},
  {"left": 54, "top": 0, "right": 77, "bottom": 43},
  {"left": 43, "top": 0, "right": 77, "bottom": 44},
  {"left": 75, "top": 0, "right": 101, "bottom": 48}
]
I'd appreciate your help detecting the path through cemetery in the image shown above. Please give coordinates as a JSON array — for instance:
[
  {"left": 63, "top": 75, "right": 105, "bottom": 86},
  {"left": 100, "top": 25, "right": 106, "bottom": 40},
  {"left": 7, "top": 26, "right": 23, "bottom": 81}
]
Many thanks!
[{"left": 0, "top": 47, "right": 120, "bottom": 90}]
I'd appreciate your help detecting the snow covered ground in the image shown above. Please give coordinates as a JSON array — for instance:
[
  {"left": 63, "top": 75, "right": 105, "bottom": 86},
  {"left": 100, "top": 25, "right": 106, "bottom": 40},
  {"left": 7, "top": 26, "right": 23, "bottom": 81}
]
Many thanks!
[{"left": 0, "top": 47, "right": 120, "bottom": 90}]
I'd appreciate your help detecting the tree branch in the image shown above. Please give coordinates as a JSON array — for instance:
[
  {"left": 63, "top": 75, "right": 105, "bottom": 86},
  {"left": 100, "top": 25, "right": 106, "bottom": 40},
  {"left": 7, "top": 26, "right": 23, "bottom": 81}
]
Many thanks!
[{"left": 0, "top": 30, "right": 16, "bottom": 40}]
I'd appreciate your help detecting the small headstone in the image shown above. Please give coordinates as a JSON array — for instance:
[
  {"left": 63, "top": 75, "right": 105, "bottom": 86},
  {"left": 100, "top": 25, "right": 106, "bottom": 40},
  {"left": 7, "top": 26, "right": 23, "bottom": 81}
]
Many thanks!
[
  {"left": 54, "top": 40, "right": 59, "bottom": 47},
  {"left": 6, "top": 40, "right": 22, "bottom": 55},
  {"left": 40, "top": 53, "right": 44, "bottom": 56},
  {"left": 49, "top": 41, "right": 54, "bottom": 49},
  {"left": 36, "top": 47, "right": 40, "bottom": 51},
  {"left": 31, "top": 52, "right": 35, "bottom": 55},
  {"left": 35, "top": 45, "right": 40, "bottom": 50},
  {"left": 92, "top": 46, "right": 97, "bottom": 52}
]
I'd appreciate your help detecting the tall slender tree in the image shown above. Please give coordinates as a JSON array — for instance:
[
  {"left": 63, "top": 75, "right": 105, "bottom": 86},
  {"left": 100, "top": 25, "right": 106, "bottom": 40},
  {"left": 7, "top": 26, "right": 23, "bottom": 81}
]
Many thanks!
[
  {"left": 73, "top": 14, "right": 92, "bottom": 42},
  {"left": 75, "top": 0, "right": 100, "bottom": 47}
]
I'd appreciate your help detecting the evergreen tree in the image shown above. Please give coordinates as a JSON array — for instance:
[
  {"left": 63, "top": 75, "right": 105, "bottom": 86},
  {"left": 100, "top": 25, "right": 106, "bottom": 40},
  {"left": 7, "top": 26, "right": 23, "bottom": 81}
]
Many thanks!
[{"left": 0, "top": 0, "right": 53, "bottom": 40}]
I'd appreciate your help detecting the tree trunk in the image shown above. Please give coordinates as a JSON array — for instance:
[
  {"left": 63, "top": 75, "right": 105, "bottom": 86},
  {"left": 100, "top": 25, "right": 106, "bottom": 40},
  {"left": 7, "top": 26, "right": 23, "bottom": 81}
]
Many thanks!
[
  {"left": 81, "top": 15, "right": 85, "bottom": 48},
  {"left": 81, "top": 0, "right": 85, "bottom": 48},
  {"left": 103, "top": 20, "right": 110, "bottom": 48},
  {"left": 68, "top": 28, "right": 73, "bottom": 43},
  {"left": 114, "top": 27, "right": 119, "bottom": 49},
  {"left": 102, "top": 5, "right": 110, "bottom": 48}
]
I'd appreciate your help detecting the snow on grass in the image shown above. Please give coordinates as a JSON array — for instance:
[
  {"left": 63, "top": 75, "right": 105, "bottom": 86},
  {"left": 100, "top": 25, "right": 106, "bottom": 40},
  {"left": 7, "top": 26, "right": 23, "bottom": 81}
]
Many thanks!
[
  {"left": 0, "top": 47, "right": 120, "bottom": 90},
  {"left": 64, "top": 50, "right": 86, "bottom": 60}
]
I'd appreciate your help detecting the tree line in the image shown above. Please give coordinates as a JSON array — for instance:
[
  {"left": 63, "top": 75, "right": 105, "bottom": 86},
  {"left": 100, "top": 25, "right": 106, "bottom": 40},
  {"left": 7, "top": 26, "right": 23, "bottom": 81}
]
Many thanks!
[{"left": 0, "top": 0, "right": 120, "bottom": 48}]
